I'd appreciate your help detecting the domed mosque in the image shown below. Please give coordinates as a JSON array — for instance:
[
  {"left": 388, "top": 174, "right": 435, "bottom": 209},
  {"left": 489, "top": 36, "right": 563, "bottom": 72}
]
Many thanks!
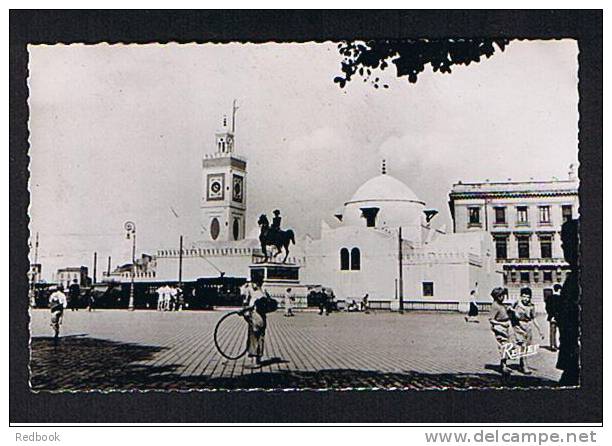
[
  {"left": 301, "top": 160, "right": 502, "bottom": 311},
  {"left": 341, "top": 160, "right": 426, "bottom": 243},
  {"left": 151, "top": 114, "right": 502, "bottom": 311}
]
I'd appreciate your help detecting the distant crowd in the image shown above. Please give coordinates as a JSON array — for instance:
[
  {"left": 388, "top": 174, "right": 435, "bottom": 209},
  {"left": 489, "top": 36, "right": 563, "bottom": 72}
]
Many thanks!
[{"left": 155, "top": 284, "right": 185, "bottom": 311}]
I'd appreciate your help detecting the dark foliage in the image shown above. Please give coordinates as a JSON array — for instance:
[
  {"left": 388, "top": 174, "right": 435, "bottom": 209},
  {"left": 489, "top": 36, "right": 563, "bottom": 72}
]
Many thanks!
[{"left": 335, "top": 38, "right": 511, "bottom": 88}]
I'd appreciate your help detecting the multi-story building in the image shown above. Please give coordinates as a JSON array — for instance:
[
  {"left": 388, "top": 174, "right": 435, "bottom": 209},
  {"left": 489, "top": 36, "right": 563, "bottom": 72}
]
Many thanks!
[
  {"left": 56, "top": 266, "right": 90, "bottom": 289},
  {"left": 102, "top": 254, "right": 157, "bottom": 282},
  {"left": 448, "top": 168, "right": 579, "bottom": 310}
]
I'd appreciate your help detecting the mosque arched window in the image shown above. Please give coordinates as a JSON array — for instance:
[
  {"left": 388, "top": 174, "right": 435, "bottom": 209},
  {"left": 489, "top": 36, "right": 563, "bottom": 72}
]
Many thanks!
[
  {"left": 210, "top": 218, "right": 220, "bottom": 240},
  {"left": 340, "top": 248, "right": 349, "bottom": 271},
  {"left": 350, "top": 247, "right": 361, "bottom": 270}
]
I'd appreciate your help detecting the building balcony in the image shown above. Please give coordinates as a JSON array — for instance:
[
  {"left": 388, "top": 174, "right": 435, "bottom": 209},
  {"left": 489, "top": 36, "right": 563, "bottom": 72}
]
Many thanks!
[
  {"left": 496, "top": 257, "right": 566, "bottom": 265},
  {"left": 537, "top": 221, "right": 554, "bottom": 228}
]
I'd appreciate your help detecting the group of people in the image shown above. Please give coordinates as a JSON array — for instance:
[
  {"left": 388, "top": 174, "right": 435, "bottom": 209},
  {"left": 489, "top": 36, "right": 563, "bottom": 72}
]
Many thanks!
[
  {"left": 488, "top": 219, "right": 580, "bottom": 385},
  {"left": 155, "top": 284, "right": 184, "bottom": 312},
  {"left": 489, "top": 286, "right": 544, "bottom": 375},
  {"left": 346, "top": 294, "right": 370, "bottom": 313}
]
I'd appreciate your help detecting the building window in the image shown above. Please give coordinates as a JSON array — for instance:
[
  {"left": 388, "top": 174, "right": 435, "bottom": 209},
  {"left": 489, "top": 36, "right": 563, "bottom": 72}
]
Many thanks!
[
  {"left": 422, "top": 282, "right": 434, "bottom": 297},
  {"left": 350, "top": 247, "right": 361, "bottom": 270},
  {"left": 233, "top": 218, "right": 240, "bottom": 241},
  {"left": 340, "top": 248, "right": 349, "bottom": 271},
  {"left": 494, "top": 236, "right": 507, "bottom": 260},
  {"left": 540, "top": 235, "right": 553, "bottom": 259},
  {"left": 516, "top": 206, "right": 529, "bottom": 225},
  {"left": 468, "top": 207, "right": 481, "bottom": 226},
  {"left": 494, "top": 207, "right": 506, "bottom": 224},
  {"left": 539, "top": 206, "right": 551, "bottom": 224},
  {"left": 543, "top": 271, "right": 553, "bottom": 283},
  {"left": 210, "top": 218, "right": 220, "bottom": 240},
  {"left": 533, "top": 270, "right": 540, "bottom": 283},
  {"left": 520, "top": 272, "right": 530, "bottom": 283},
  {"left": 510, "top": 271, "right": 517, "bottom": 283},
  {"left": 517, "top": 235, "right": 530, "bottom": 259},
  {"left": 562, "top": 205, "right": 573, "bottom": 222},
  {"left": 361, "top": 207, "right": 379, "bottom": 228}
]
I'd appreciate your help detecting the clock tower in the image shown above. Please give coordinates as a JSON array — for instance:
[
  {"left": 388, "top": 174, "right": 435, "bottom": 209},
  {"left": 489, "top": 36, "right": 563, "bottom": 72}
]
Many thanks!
[{"left": 201, "top": 104, "right": 247, "bottom": 242}]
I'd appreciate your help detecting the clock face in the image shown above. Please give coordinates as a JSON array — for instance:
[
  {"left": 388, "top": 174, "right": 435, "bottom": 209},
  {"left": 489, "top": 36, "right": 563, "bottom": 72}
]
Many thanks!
[
  {"left": 207, "top": 174, "right": 224, "bottom": 200},
  {"left": 232, "top": 175, "right": 243, "bottom": 202}
]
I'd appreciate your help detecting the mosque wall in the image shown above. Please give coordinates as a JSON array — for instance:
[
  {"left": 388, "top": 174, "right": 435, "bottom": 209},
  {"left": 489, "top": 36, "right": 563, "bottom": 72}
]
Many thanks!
[
  {"left": 154, "top": 250, "right": 254, "bottom": 282},
  {"left": 300, "top": 226, "right": 397, "bottom": 301}
]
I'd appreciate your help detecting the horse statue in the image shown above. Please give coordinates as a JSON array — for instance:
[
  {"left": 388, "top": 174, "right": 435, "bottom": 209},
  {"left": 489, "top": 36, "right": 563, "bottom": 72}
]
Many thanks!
[{"left": 258, "top": 214, "right": 295, "bottom": 263}]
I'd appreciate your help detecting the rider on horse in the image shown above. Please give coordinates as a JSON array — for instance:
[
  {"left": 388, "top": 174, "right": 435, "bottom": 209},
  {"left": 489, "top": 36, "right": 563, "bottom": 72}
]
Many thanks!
[
  {"left": 271, "top": 209, "right": 282, "bottom": 233},
  {"left": 258, "top": 210, "right": 295, "bottom": 263}
]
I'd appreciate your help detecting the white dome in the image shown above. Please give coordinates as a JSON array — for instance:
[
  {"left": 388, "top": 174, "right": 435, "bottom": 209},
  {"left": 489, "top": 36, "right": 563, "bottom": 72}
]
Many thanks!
[{"left": 346, "top": 174, "right": 424, "bottom": 205}]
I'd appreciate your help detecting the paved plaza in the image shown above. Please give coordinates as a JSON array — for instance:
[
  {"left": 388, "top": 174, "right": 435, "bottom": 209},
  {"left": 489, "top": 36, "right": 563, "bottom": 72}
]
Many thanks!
[{"left": 29, "top": 309, "right": 562, "bottom": 391}]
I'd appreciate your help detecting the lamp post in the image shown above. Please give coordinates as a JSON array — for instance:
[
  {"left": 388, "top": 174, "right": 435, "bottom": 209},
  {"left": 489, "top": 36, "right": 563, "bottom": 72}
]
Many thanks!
[{"left": 124, "top": 221, "right": 136, "bottom": 311}]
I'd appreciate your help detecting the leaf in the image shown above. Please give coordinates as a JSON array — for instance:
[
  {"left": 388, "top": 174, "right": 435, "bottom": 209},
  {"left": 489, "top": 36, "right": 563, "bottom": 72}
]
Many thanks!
[{"left": 335, "top": 38, "right": 511, "bottom": 87}]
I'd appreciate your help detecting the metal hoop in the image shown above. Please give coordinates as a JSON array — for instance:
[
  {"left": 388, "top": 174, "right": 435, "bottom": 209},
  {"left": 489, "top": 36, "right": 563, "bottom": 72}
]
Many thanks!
[{"left": 213, "top": 311, "right": 249, "bottom": 360}]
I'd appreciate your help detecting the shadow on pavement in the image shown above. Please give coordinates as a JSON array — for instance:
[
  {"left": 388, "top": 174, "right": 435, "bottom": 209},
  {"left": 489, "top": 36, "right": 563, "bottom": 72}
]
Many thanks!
[
  {"left": 204, "top": 368, "right": 560, "bottom": 390},
  {"left": 30, "top": 336, "right": 560, "bottom": 391}
]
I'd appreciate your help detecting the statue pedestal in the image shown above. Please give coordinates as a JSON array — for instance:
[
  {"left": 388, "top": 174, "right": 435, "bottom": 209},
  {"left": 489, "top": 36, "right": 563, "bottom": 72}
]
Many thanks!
[{"left": 249, "top": 262, "right": 308, "bottom": 309}]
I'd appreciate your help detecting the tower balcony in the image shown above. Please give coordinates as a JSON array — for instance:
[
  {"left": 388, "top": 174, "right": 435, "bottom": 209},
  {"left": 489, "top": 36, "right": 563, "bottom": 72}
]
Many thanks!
[{"left": 203, "top": 152, "right": 246, "bottom": 162}]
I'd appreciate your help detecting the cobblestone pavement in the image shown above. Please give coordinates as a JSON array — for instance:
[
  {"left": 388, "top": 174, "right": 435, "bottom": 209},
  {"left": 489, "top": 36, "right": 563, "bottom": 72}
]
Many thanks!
[{"left": 29, "top": 309, "right": 562, "bottom": 391}]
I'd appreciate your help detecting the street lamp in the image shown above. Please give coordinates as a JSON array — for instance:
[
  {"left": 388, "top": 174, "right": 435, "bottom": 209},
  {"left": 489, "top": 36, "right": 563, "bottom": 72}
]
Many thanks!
[{"left": 124, "top": 221, "right": 136, "bottom": 311}]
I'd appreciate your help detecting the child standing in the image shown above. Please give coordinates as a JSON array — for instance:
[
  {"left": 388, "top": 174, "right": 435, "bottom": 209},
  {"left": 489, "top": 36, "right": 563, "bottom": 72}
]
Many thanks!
[
  {"left": 509, "top": 287, "right": 544, "bottom": 374},
  {"left": 489, "top": 287, "right": 512, "bottom": 375}
]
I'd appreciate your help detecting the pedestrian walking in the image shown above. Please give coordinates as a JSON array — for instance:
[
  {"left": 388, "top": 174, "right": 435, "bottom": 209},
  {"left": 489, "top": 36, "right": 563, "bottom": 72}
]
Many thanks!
[
  {"left": 176, "top": 286, "right": 184, "bottom": 311},
  {"left": 163, "top": 285, "right": 172, "bottom": 311},
  {"left": 240, "top": 281, "right": 253, "bottom": 309},
  {"left": 49, "top": 285, "right": 67, "bottom": 345},
  {"left": 284, "top": 287, "right": 295, "bottom": 317},
  {"left": 242, "top": 280, "right": 276, "bottom": 366},
  {"left": 508, "top": 287, "right": 544, "bottom": 374},
  {"left": 465, "top": 289, "right": 479, "bottom": 323},
  {"left": 155, "top": 284, "right": 165, "bottom": 311},
  {"left": 86, "top": 288, "right": 95, "bottom": 312},
  {"left": 318, "top": 289, "right": 332, "bottom": 316},
  {"left": 545, "top": 284, "right": 561, "bottom": 351},
  {"left": 489, "top": 287, "right": 513, "bottom": 375},
  {"left": 169, "top": 285, "right": 177, "bottom": 311},
  {"left": 361, "top": 293, "right": 370, "bottom": 314},
  {"left": 68, "top": 279, "right": 80, "bottom": 311}
]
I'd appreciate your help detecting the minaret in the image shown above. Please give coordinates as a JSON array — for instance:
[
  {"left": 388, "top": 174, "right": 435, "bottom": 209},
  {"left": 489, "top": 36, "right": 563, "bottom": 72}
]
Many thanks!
[{"left": 201, "top": 102, "right": 247, "bottom": 242}]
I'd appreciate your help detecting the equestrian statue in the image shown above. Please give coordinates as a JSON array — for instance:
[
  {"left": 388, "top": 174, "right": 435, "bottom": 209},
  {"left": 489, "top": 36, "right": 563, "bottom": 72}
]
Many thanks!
[{"left": 258, "top": 209, "right": 295, "bottom": 263}]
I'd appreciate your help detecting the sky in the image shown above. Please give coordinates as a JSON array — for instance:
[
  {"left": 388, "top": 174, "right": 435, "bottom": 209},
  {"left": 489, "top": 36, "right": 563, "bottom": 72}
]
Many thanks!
[{"left": 28, "top": 40, "right": 579, "bottom": 280}]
